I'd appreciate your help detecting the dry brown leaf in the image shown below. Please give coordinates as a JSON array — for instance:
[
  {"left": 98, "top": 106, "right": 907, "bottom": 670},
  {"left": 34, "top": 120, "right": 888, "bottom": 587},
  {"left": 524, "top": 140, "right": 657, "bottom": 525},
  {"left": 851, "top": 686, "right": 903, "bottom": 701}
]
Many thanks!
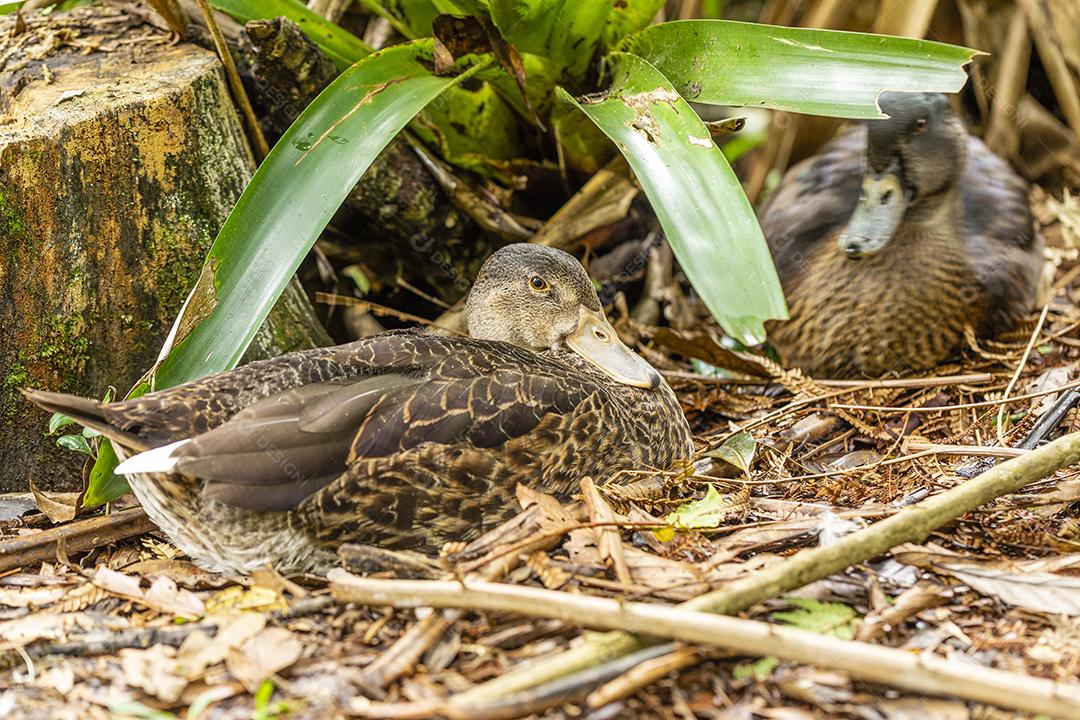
[
  {"left": 894, "top": 544, "right": 1080, "bottom": 614},
  {"left": 56, "top": 581, "right": 109, "bottom": 613},
  {"left": 33, "top": 665, "right": 75, "bottom": 695},
  {"left": 205, "top": 584, "right": 286, "bottom": 614},
  {"left": 515, "top": 484, "right": 576, "bottom": 526},
  {"left": 580, "top": 476, "right": 632, "bottom": 586},
  {"left": 225, "top": 627, "right": 303, "bottom": 692},
  {"left": 121, "top": 558, "right": 234, "bottom": 589},
  {"left": 566, "top": 531, "right": 709, "bottom": 600},
  {"left": 92, "top": 566, "right": 204, "bottom": 618},
  {"left": 177, "top": 612, "right": 266, "bottom": 679},
  {"left": 855, "top": 581, "right": 950, "bottom": 642},
  {"left": 526, "top": 551, "right": 570, "bottom": 590},
  {"left": 0, "top": 611, "right": 90, "bottom": 650},
  {"left": 29, "top": 477, "right": 82, "bottom": 524},
  {"left": 119, "top": 644, "right": 187, "bottom": 703},
  {"left": 936, "top": 564, "right": 1080, "bottom": 615},
  {"left": 0, "top": 584, "right": 70, "bottom": 608}
]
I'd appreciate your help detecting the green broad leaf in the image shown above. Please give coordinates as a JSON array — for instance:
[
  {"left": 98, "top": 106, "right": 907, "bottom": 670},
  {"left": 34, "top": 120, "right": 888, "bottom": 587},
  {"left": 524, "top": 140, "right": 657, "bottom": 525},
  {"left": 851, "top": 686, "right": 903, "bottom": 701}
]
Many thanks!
[
  {"left": 481, "top": 52, "right": 562, "bottom": 122},
  {"left": 602, "top": 0, "right": 665, "bottom": 50},
  {"left": 153, "top": 42, "right": 484, "bottom": 389},
  {"left": 83, "top": 438, "right": 130, "bottom": 507},
  {"left": 85, "top": 384, "right": 143, "bottom": 506},
  {"left": 561, "top": 52, "right": 787, "bottom": 344},
  {"left": 666, "top": 484, "right": 737, "bottom": 531},
  {"left": 772, "top": 597, "right": 859, "bottom": 639},
  {"left": 413, "top": 81, "right": 526, "bottom": 179},
  {"left": 48, "top": 412, "right": 75, "bottom": 434},
  {"left": 56, "top": 434, "right": 91, "bottom": 455},
  {"left": 210, "top": 0, "right": 372, "bottom": 69},
  {"left": 622, "top": 20, "right": 978, "bottom": 118},
  {"left": 490, "top": 0, "right": 611, "bottom": 78},
  {"left": 361, "top": 0, "right": 475, "bottom": 39},
  {"left": 707, "top": 430, "right": 756, "bottom": 474}
]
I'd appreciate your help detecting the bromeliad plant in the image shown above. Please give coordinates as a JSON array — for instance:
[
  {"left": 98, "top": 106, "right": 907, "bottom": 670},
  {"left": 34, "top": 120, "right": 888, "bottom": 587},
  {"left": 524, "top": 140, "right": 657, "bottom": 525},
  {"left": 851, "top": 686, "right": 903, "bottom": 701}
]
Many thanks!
[
  {"left": 175, "top": 0, "right": 977, "bottom": 376},
  {"left": 85, "top": 0, "right": 977, "bottom": 502}
]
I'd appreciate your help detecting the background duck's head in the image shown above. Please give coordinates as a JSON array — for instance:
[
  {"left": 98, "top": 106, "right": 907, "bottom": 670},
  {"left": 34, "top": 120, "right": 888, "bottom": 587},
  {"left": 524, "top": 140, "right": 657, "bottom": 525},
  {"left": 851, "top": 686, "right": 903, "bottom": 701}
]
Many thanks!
[
  {"left": 839, "top": 92, "right": 967, "bottom": 258},
  {"left": 465, "top": 243, "right": 661, "bottom": 389}
]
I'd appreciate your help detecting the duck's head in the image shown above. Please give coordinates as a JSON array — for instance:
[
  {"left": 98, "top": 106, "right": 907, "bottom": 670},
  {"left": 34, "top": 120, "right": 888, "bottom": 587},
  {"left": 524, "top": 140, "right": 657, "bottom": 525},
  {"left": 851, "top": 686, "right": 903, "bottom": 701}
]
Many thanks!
[
  {"left": 839, "top": 92, "right": 967, "bottom": 258},
  {"left": 465, "top": 243, "right": 662, "bottom": 389}
]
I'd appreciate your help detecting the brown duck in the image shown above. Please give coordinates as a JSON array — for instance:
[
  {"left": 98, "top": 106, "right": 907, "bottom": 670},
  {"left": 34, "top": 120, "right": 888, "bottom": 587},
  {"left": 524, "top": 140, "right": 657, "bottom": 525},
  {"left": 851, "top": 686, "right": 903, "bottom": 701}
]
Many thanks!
[
  {"left": 761, "top": 92, "right": 1043, "bottom": 378},
  {"left": 25, "top": 244, "right": 693, "bottom": 574}
]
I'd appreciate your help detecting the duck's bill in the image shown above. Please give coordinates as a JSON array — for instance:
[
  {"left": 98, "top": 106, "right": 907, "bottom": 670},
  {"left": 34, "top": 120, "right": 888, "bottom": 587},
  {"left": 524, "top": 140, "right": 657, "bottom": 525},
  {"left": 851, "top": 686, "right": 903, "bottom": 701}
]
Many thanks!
[
  {"left": 838, "top": 162, "right": 907, "bottom": 258},
  {"left": 566, "top": 307, "right": 662, "bottom": 390}
]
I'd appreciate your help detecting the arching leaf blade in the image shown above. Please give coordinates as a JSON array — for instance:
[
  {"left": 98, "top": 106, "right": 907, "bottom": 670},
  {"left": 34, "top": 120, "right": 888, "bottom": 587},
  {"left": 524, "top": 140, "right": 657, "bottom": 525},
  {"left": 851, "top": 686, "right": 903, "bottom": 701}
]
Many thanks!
[
  {"left": 154, "top": 41, "right": 480, "bottom": 389},
  {"left": 561, "top": 52, "right": 787, "bottom": 345},
  {"left": 622, "top": 20, "right": 978, "bottom": 118}
]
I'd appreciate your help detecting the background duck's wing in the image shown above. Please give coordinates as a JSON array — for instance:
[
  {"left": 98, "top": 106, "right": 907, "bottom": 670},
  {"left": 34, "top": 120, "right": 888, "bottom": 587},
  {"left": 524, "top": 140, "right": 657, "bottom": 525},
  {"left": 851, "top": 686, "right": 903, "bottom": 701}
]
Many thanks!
[
  {"left": 758, "top": 125, "right": 864, "bottom": 286},
  {"left": 182, "top": 338, "right": 604, "bottom": 512}
]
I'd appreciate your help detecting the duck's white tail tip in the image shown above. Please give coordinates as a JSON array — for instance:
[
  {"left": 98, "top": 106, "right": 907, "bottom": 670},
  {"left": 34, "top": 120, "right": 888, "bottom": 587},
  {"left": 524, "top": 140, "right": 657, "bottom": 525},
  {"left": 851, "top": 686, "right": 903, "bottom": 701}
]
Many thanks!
[{"left": 114, "top": 439, "right": 190, "bottom": 475}]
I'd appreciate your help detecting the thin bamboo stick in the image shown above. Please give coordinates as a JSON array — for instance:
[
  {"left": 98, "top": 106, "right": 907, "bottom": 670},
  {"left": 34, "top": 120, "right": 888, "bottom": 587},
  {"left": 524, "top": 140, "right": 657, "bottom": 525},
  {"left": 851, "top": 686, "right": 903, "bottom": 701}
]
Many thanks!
[
  {"left": 436, "top": 431, "right": 1080, "bottom": 707},
  {"left": 331, "top": 574, "right": 1080, "bottom": 718}
]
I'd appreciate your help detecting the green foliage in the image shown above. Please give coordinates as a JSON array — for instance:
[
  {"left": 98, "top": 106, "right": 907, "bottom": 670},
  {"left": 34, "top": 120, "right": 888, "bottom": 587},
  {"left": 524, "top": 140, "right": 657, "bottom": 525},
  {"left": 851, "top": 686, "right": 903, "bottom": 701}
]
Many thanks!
[
  {"left": 602, "top": 0, "right": 665, "bottom": 50},
  {"left": 153, "top": 42, "right": 484, "bottom": 389},
  {"left": 734, "top": 597, "right": 859, "bottom": 680},
  {"left": 56, "top": 433, "right": 91, "bottom": 455},
  {"left": 562, "top": 54, "right": 786, "bottom": 343},
  {"left": 48, "top": 412, "right": 74, "bottom": 434},
  {"left": 490, "top": 0, "right": 610, "bottom": 77},
  {"left": 665, "top": 483, "right": 739, "bottom": 531},
  {"left": 84, "top": 439, "right": 129, "bottom": 507},
  {"left": 101, "top": 0, "right": 978, "bottom": 508},
  {"left": 252, "top": 679, "right": 289, "bottom": 720},
  {"left": 732, "top": 656, "right": 779, "bottom": 680},
  {"left": 622, "top": 20, "right": 977, "bottom": 118},
  {"left": 414, "top": 82, "right": 526, "bottom": 179},
  {"left": 772, "top": 597, "right": 859, "bottom": 639},
  {"left": 707, "top": 430, "right": 756, "bottom": 475},
  {"left": 210, "top": 0, "right": 372, "bottom": 68}
]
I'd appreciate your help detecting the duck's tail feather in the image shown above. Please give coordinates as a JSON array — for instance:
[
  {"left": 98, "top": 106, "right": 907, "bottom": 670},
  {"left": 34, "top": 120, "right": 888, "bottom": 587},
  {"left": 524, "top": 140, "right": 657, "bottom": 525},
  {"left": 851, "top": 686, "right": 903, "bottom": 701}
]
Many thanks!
[
  {"left": 19, "top": 388, "right": 150, "bottom": 452},
  {"left": 114, "top": 439, "right": 190, "bottom": 475}
]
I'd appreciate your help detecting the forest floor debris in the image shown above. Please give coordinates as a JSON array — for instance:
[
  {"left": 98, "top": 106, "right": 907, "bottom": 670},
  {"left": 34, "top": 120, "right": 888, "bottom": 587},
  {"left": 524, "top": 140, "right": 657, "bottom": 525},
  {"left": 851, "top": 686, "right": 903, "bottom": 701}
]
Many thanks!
[{"left": 2, "top": 170, "right": 1080, "bottom": 720}]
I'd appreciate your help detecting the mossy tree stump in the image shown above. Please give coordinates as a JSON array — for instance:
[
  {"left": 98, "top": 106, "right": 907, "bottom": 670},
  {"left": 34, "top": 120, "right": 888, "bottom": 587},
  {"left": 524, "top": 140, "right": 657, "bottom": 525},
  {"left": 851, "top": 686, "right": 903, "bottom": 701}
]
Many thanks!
[{"left": 0, "top": 8, "right": 328, "bottom": 492}]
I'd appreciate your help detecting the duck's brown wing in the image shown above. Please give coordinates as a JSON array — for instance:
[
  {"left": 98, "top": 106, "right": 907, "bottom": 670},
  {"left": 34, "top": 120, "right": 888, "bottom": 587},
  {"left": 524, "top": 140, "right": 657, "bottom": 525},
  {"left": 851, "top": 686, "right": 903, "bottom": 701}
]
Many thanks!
[
  {"left": 759, "top": 125, "right": 864, "bottom": 287},
  {"left": 960, "top": 136, "right": 1043, "bottom": 335},
  {"left": 22, "top": 342, "right": 389, "bottom": 452},
  {"left": 170, "top": 334, "right": 605, "bottom": 512}
]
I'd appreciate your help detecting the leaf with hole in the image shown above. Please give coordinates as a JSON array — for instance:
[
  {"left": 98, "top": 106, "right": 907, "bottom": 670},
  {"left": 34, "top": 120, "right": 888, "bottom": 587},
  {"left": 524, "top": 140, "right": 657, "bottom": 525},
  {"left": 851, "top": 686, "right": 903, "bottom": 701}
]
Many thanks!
[
  {"left": 562, "top": 52, "right": 787, "bottom": 344},
  {"left": 622, "top": 20, "right": 979, "bottom": 118}
]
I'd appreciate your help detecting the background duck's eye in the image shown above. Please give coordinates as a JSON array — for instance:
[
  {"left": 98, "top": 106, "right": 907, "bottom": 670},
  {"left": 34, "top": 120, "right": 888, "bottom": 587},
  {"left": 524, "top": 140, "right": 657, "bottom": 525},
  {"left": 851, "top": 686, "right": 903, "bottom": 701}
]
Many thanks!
[
  {"left": 529, "top": 276, "right": 549, "bottom": 291},
  {"left": 913, "top": 117, "right": 928, "bottom": 133}
]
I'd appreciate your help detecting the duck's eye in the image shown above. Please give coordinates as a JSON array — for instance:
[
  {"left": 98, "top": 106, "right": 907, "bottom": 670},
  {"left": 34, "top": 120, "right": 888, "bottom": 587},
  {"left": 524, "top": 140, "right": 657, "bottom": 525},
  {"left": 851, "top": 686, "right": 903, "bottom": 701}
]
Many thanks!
[
  {"left": 913, "top": 117, "right": 928, "bottom": 133},
  {"left": 529, "top": 276, "right": 549, "bottom": 291},
  {"left": 592, "top": 328, "right": 610, "bottom": 343}
]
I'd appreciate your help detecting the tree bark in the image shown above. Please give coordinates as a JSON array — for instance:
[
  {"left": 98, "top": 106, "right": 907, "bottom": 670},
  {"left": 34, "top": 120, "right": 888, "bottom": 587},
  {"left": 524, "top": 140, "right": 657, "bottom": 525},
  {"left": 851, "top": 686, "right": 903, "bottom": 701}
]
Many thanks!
[
  {"left": 0, "top": 7, "right": 328, "bottom": 492},
  {"left": 236, "top": 17, "right": 494, "bottom": 306}
]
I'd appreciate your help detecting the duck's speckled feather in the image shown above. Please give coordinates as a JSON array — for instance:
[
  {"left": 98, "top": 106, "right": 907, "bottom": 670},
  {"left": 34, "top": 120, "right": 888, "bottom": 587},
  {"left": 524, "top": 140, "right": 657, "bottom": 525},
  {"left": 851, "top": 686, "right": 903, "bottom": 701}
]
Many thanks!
[
  {"left": 760, "top": 126, "right": 1041, "bottom": 377},
  {"left": 24, "top": 329, "right": 692, "bottom": 574}
]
